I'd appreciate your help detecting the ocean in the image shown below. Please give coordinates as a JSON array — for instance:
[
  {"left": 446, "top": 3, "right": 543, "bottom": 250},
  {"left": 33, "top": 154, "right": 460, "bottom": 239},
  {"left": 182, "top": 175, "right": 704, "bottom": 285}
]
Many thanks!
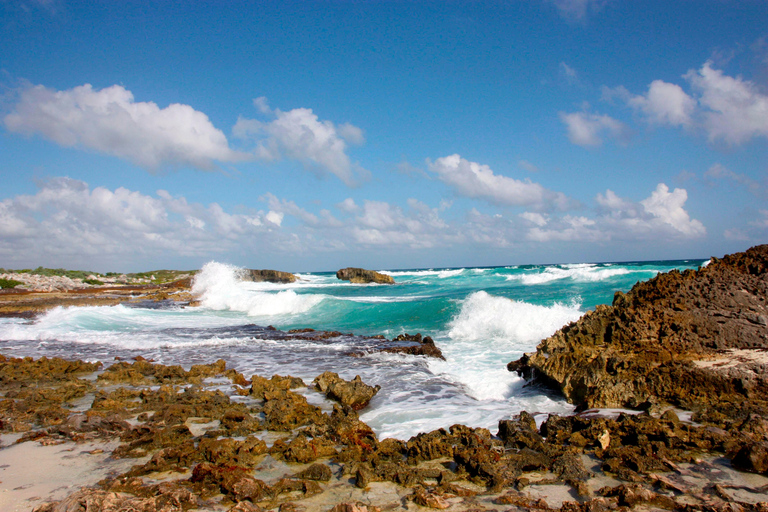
[{"left": 0, "top": 258, "right": 706, "bottom": 441}]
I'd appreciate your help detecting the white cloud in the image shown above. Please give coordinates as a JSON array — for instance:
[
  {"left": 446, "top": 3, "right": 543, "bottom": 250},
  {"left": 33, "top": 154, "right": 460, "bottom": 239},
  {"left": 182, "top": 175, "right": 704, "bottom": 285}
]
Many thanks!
[
  {"left": 348, "top": 200, "right": 456, "bottom": 248},
  {"left": 525, "top": 184, "right": 705, "bottom": 242},
  {"left": 520, "top": 212, "right": 548, "bottom": 227},
  {"left": 627, "top": 80, "right": 696, "bottom": 127},
  {"left": 3, "top": 84, "right": 247, "bottom": 170},
  {"left": 559, "top": 110, "right": 629, "bottom": 147},
  {"left": 686, "top": 61, "right": 768, "bottom": 145},
  {"left": 612, "top": 61, "right": 768, "bottom": 145},
  {"left": 0, "top": 178, "right": 289, "bottom": 268},
  {"left": 262, "top": 192, "right": 322, "bottom": 226},
  {"left": 428, "top": 154, "right": 572, "bottom": 210},
  {"left": 639, "top": 184, "right": 705, "bottom": 237},
  {"left": 234, "top": 101, "right": 369, "bottom": 186},
  {"left": 336, "top": 198, "right": 359, "bottom": 213},
  {"left": 527, "top": 215, "right": 600, "bottom": 242}
]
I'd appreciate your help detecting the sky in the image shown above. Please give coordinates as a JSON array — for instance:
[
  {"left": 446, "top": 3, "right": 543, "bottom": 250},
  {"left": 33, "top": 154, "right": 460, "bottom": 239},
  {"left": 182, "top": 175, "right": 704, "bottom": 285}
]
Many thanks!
[{"left": 1, "top": 0, "right": 767, "bottom": 273}]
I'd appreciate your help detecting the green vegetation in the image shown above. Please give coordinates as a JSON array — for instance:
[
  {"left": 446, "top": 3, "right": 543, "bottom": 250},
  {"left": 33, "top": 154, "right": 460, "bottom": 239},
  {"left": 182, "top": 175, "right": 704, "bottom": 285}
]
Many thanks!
[
  {"left": 1, "top": 266, "right": 196, "bottom": 285},
  {"left": 126, "top": 269, "right": 197, "bottom": 284},
  {"left": 29, "top": 267, "right": 99, "bottom": 280},
  {"left": 0, "top": 278, "right": 23, "bottom": 289}
]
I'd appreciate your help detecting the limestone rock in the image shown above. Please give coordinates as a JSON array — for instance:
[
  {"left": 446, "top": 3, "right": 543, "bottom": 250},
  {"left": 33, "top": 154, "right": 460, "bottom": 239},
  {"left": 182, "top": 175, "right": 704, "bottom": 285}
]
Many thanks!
[
  {"left": 242, "top": 269, "right": 297, "bottom": 283},
  {"left": 313, "top": 371, "right": 381, "bottom": 410},
  {"left": 508, "top": 244, "right": 768, "bottom": 416},
  {"left": 335, "top": 268, "right": 395, "bottom": 284}
]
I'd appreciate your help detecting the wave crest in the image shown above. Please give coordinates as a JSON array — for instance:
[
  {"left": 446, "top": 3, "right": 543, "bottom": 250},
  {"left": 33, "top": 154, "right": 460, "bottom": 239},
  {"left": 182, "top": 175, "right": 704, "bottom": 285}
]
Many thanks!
[{"left": 193, "top": 261, "right": 324, "bottom": 317}]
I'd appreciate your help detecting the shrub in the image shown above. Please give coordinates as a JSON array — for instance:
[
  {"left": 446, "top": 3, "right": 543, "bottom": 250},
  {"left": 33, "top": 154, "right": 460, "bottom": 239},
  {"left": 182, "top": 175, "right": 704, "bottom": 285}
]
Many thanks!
[{"left": 0, "top": 278, "right": 23, "bottom": 289}]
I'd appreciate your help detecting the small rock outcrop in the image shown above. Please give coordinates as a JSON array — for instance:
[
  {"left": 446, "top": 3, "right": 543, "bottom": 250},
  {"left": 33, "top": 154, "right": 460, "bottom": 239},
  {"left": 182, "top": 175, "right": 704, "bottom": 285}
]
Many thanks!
[
  {"left": 508, "top": 244, "right": 768, "bottom": 416},
  {"left": 336, "top": 268, "right": 395, "bottom": 284},
  {"left": 242, "top": 269, "right": 297, "bottom": 283},
  {"left": 313, "top": 371, "right": 381, "bottom": 410}
]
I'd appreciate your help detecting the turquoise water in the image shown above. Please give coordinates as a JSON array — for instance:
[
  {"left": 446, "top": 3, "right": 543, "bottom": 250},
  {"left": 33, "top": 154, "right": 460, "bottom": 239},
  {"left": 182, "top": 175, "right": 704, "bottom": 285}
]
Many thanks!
[{"left": 0, "top": 258, "right": 706, "bottom": 439}]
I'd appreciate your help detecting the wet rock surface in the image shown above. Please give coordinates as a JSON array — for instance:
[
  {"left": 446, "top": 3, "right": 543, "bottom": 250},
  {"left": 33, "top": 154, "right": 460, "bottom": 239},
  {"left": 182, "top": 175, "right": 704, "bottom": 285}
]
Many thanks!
[
  {"left": 0, "top": 351, "right": 764, "bottom": 512},
  {"left": 509, "top": 244, "right": 768, "bottom": 419},
  {"left": 5, "top": 246, "right": 768, "bottom": 511},
  {"left": 243, "top": 269, "right": 298, "bottom": 284},
  {"left": 335, "top": 267, "right": 395, "bottom": 284}
]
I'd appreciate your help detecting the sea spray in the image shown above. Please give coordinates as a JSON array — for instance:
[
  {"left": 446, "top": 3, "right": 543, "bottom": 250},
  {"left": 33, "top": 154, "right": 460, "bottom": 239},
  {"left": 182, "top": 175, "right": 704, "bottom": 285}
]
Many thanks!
[
  {"left": 0, "top": 258, "right": 706, "bottom": 440},
  {"left": 192, "top": 261, "right": 325, "bottom": 317},
  {"left": 426, "top": 291, "right": 584, "bottom": 401}
]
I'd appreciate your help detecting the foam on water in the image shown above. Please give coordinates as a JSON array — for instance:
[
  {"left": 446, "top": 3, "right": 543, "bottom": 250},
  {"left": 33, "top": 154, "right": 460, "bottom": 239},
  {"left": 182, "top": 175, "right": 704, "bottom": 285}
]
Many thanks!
[
  {"left": 427, "top": 291, "right": 584, "bottom": 402},
  {"left": 0, "top": 258, "right": 706, "bottom": 441},
  {"left": 192, "top": 261, "right": 325, "bottom": 317},
  {"left": 446, "top": 291, "right": 583, "bottom": 343},
  {"left": 507, "top": 264, "right": 648, "bottom": 285}
]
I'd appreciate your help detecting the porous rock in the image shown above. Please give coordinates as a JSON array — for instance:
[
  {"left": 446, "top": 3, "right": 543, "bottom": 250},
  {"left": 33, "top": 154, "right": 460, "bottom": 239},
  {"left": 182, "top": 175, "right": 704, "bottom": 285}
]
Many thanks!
[
  {"left": 335, "top": 268, "right": 395, "bottom": 284},
  {"left": 509, "top": 245, "right": 768, "bottom": 417},
  {"left": 313, "top": 371, "right": 381, "bottom": 410},
  {"left": 242, "top": 269, "right": 297, "bottom": 284}
]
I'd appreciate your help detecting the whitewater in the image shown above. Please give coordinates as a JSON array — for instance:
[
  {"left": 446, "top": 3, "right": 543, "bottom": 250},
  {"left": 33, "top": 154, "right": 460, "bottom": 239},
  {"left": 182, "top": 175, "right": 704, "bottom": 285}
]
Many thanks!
[{"left": 0, "top": 259, "right": 705, "bottom": 440}]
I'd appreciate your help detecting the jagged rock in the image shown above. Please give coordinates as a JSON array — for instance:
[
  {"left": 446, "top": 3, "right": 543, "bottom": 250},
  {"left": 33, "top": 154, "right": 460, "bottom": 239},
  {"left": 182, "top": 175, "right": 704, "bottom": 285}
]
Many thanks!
[
  {"left": 250, "top": 374, "right": 305, "bottom": 399},
  {"left": 191, "top": 462, "right": 270, "bottom": 502},
  {"left": 381, "top": 334, "right": 445, "bottom": 360},
  {"left": 335, "top": 268, "right": 395, "bottom": 284},
  {"left": 242, "top": 269, "right": 297, "bottom": 283},
  {"left": 732, "top": 441, "right": 768, "bottom": 474},
  {"left": 32, "top": 484, "right": 197, "bottom": 512},
  {"left": 329, "top": 504, "right": 381, "bottom": 512},
  {"left": 498, "top": 411, "right": 546, "bottom": 452},
  {"left": 508, "top": 245, "right": 768, "bottom": 417},
  {"left": 293, "top": 463, "right": 333, "bottom": 481},
  {"left": 262, "top": 390, "right": 325, "bottom": 430},
  {"left": 313, "top": 372, "right": 381, "bottom": 410}
]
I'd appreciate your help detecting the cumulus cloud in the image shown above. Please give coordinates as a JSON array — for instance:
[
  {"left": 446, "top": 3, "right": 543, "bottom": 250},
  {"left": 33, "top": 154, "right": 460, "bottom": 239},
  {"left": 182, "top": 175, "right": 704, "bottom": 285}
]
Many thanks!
[
  {"left": 427, "top": 154, "right": 572, "bottom": 210},
  {"left": 3, "top": 84, "right": 247, "bottom": 170},
  {"left": 0, "top": 178, "right": 286, "bottom": 267},
  {"left": 234, "top": 100, "right": 369, "bottom": 187},
  {"left": 523, "top": 183, "right": 705, "bottom": 242},
  {"left": 611, "top": 61, "right": 768, "bottom": 145},
  {"left": 627, "top": 80, "right": 696, "bottom": 127},
  {"left": 686, "top": 61, "right": 768, "bottom": 145},
  {"left": 559, "top": 110, "right": 629, "bottom": 147}
]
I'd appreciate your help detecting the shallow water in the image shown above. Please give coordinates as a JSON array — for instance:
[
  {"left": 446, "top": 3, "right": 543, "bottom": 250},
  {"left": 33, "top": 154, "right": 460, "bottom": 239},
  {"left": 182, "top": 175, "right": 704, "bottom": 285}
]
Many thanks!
[{"left": 0, "top": 259, "right": 706, "bottom": 440}]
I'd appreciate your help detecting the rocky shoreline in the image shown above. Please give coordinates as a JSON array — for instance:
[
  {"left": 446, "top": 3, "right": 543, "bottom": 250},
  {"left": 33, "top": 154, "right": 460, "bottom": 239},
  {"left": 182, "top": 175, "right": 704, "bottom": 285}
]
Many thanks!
[{"left": 1, "top": 249, "right": 768, "bottom": 510}]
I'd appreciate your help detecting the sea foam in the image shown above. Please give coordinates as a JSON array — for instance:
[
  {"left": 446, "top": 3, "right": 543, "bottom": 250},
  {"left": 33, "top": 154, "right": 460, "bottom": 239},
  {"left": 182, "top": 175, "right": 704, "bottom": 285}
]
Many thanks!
[
  {"left": 192, "top": 261, "right": 324, "bottom": 317},
  {"left": 427, "top": 291, "right": 584, "bottom": 402},
  {"left": 507, "top": 264, "right": 639, "bottom": 285}
]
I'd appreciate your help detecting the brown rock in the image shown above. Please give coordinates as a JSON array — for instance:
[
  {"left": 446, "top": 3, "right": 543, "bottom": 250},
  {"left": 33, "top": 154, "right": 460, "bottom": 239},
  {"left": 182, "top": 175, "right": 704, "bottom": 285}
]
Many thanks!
[
  {"left": 508, "top": 245, "right": 768, "bottom": 416},
  {"left": 313, "top": 372, "right": 381, "bottom": 410},
  {"left": 335, "top": 268, "right": 395, "bottom": 284},
  {"left": 242, "top": 269, "right": 297, "bottom": 284}
]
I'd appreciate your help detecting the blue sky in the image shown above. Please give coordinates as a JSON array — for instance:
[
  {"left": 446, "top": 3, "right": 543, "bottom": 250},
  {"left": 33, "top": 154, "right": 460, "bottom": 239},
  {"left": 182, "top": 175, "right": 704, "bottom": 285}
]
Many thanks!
[{"left": 1, "top": 0, "right": 767, "bottom": 272}]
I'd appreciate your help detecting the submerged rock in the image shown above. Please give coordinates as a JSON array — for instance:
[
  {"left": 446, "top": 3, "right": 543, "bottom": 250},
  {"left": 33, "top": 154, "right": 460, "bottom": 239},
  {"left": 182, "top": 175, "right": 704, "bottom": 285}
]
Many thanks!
[{"left": 335, "top": 267, "right": 395, "bottom": 284}]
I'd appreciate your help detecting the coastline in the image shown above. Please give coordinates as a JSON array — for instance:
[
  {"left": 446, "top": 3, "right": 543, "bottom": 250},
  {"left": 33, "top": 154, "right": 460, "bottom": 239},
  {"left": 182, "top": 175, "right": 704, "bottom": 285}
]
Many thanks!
[{"left": 1, "top": 250, "right": 768, "bottom": 511}]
